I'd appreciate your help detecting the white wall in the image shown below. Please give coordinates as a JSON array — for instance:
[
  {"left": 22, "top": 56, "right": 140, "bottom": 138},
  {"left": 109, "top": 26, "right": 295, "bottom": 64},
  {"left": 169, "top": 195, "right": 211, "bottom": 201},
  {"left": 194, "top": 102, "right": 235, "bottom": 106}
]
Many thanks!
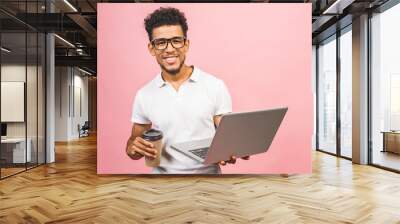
[
  {"left": 55, "top": 66, "right": 70, "bottom": 141},
  {"left": 55, "top": 66, "right": 89, "bottom": 141},
  {"left": 72, "top": 73, "right": 89, "bottom": 138}
]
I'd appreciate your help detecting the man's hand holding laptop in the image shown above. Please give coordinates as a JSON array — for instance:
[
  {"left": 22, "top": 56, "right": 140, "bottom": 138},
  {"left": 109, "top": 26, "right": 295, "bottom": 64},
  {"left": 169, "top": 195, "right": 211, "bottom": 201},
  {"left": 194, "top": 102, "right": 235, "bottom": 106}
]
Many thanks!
[
  {"left": 213, "top": 115, "right": 251, "bottom": 166},
  {"left": 219, "top": 155, "right": 250, "bottom": 166}
]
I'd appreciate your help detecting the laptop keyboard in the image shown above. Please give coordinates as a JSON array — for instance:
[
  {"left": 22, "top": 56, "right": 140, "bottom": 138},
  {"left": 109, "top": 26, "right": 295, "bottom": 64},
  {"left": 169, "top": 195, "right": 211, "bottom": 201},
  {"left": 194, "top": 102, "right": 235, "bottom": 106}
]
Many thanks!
[{"left": 189, "top": 148, "right": 209, "bottom": 159}]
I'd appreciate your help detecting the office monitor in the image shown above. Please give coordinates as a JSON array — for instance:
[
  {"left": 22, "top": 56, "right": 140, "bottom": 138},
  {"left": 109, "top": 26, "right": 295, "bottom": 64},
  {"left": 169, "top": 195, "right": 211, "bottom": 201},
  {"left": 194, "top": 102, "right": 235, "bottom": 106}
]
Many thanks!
[{"left": 1, "top": 123, "right": 7, "bottom": 137}]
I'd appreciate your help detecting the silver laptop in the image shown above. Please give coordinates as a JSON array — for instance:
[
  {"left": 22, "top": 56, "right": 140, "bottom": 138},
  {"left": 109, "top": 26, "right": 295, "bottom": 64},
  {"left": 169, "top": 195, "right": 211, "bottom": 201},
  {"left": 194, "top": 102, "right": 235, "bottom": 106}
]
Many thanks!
[{"left": 171, "top": 107, "right": 288, "bottom": 164}]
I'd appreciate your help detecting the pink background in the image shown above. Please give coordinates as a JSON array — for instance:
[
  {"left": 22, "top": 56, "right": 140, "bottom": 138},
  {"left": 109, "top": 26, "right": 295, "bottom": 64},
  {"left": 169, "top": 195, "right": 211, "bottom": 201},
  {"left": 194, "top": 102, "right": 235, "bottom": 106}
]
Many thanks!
[{"left": 97, "top": 3, "right": 312, "bottom": 174}]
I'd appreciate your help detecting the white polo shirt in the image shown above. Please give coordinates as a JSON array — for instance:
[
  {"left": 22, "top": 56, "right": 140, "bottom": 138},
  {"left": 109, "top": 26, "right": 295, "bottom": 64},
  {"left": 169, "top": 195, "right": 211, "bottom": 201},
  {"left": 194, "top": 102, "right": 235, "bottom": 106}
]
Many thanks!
[{"left": 131, "top": 66, "right": 232, "bottom": 174}]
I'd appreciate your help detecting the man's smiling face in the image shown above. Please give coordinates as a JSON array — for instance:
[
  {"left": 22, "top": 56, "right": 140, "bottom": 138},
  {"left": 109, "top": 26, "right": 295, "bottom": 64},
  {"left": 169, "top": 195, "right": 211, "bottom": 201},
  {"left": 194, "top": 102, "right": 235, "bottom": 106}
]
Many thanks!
[{"left": 148, "top": 25, "right": 190, "bottom": 75}]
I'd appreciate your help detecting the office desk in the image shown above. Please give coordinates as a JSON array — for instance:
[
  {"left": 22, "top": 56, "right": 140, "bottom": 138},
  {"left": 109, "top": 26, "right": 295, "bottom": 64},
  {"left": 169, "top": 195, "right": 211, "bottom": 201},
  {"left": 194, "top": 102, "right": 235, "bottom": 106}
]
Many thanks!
[
  {"left": 1, "top": 138, "right": 32, "bottom": 164},
  {"left": 381, "top": 131, "right": 400, "bottom": 154}
]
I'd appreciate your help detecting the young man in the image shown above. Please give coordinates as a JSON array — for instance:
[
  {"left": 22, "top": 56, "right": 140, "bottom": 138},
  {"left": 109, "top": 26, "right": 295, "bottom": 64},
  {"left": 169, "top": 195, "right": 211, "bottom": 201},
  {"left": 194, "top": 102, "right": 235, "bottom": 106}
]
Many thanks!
[{"left": 126, "top": 7, "right": 249, "bottom": 174}]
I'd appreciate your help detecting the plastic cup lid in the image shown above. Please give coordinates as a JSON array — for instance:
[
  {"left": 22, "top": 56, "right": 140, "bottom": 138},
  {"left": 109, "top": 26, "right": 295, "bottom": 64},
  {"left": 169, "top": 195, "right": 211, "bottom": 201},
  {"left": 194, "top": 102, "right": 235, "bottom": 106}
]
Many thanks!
[{"left": 142, "top": 129, "right": 163, "bottom": 141}]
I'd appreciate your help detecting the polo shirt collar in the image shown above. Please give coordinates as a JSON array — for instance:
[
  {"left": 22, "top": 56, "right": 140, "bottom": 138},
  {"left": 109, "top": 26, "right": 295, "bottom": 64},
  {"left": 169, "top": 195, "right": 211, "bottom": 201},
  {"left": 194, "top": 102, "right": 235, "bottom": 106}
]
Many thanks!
[
  {"left": 155, "top": 73, "right": 166, "bottom": 88},
  {"left": 155, "top": 66, "right": 200, "bottom": 88},
  {"left": 188, "top": 67, "right": 200, "bottom": 82}
]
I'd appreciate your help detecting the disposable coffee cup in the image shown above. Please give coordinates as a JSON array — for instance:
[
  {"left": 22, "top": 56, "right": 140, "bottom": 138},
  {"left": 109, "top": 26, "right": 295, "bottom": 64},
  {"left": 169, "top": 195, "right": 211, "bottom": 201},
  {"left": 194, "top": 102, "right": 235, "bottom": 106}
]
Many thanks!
[{"left": 142, "top": 129, "right": 163, "bottom": 167}]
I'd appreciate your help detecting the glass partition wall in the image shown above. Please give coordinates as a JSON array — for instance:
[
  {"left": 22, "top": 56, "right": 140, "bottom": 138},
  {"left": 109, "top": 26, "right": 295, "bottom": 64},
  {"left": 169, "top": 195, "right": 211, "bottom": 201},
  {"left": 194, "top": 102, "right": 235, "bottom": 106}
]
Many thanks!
[
  {"left": 339, "top": 26, "right": 352, "bottom": 159},
  {"left": 317, "top": 35, "right": 337, "bottom": 155},
  {"left": 0, "top": 1, "right": 46, "bottom": 179},
  {"left": 315, "top": 0, "right": 400, "bottom": 173},
  {"left": 370, "top": 3, "right": 400, "bottom": 172},
  {"left": 316, "top": 26, "right": 353, "bottom": 159}
]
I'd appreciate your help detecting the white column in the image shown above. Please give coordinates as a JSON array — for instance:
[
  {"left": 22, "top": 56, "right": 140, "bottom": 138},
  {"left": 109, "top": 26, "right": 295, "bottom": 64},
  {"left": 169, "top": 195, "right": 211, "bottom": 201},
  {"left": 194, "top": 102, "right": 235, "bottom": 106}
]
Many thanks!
[
  {"left": 352, "top": 14, "right": 369, "bottom": 164},
  {"left": 45, "top": 0, "right": 55, "bottom": 163},
  {"left": 46, "top": 33, "right": 55, "bottom": 163}
]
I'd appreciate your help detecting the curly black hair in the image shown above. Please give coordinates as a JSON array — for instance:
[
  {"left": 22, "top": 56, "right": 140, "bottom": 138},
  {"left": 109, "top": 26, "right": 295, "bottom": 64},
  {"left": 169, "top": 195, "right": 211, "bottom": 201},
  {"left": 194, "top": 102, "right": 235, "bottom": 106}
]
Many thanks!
[{"left": 144, "top": 7, "right": 188, "bottom": 41}]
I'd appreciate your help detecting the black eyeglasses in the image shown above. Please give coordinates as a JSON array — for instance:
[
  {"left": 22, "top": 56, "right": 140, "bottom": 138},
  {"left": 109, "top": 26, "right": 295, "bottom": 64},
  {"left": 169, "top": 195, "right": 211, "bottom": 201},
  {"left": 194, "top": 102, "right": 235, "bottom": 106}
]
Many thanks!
[{"left": 151, "top": 36, "right": 186, "bottom": 50}]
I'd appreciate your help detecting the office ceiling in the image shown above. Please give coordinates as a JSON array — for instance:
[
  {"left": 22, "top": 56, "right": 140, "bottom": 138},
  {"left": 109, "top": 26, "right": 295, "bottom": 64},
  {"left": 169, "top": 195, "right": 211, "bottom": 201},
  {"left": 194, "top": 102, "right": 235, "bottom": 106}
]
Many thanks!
[{"left": 0, "top": 0, "right": 393, "bottom": 75}]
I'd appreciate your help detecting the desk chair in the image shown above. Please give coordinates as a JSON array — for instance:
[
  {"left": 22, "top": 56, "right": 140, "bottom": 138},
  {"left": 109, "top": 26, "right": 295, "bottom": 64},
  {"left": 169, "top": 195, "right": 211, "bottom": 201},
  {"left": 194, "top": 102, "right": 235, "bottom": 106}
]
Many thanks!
[{"left": 78, "top": 121, "right": 90, "bottom": 138}]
